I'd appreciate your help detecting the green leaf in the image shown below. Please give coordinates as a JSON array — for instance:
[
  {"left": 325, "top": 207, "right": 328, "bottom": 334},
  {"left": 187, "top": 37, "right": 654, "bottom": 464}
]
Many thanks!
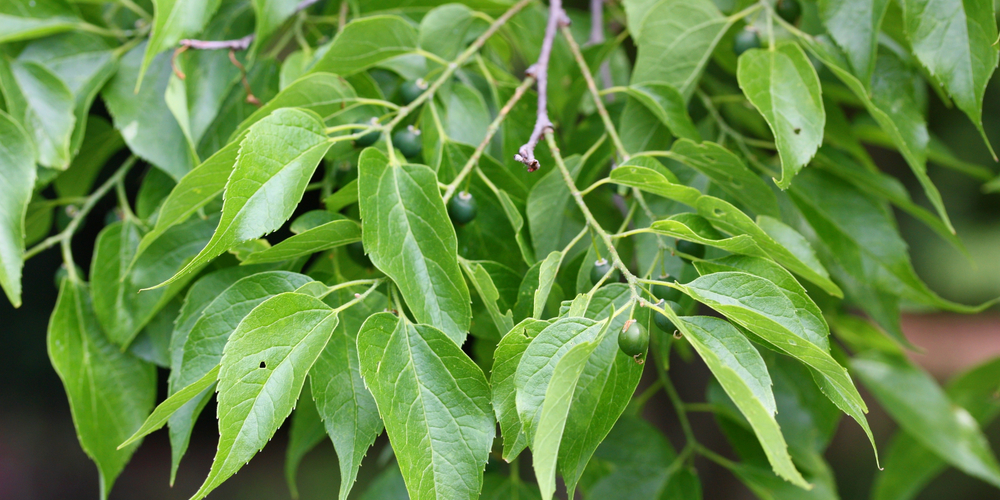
[
  {"left": 677, "top": 270, "right": 876, "bottom": 460},
  {"left": 533, "top": 251, "right": 563, "bottom": 320},
  {"left": 737, "top": 43, "right": 825, "bottom": 189},
  {"left": 139, "top": 0, "right": 222, "bottom": 90},
  {"left": 491, "top": 318, "right": 550, "bottom": 461},
  {"left": 252, "top": 0, "right": 299, "bottom": 47},
  {"left": 797, "top": 36, "right": 955, "bottom": 233},
  {"left": 358, "top": 148, "right": 471, "bottom": 344},
  {"left": 679, "top": 316, "right": 807, "bottom": 487},
  {"left": 357, "top": 313, "right": 495, "bottom": 500},
  {"left": 668, "top": 139, "right": 780, "bottom": 217},
  {"left": 90, "top": 213, "right": 218, "bottom": 347},
  {"left": 54, "top": 116, "right": 123, "bottom": 199},
  {"left": 872, "top": 357, "right": 1000, "bottom": 500},
  {"left": 166, "top": 265, "right": 279, "bottom": 483},
  {"left": 310, "top": 288, "right": 386, "bottom": 500},
  {"left": 419, "top": 4, "right": 485, "bottom": 61},
  {"left": 624, "top": 0, "right": 730, "bottom": 98},
  {"left": 461, "top": 258, "right": 515, "bottom": 335},
  {"left": 118, "top": 364, "right": 220, "bottom": 449},
  {"left": 624, "top": 83, "right": 700, "bottom": 141},
  {"left": 0, "top": 57, "right": 76, "bottom": 169},
  {"left": 535, "top": 339, "right": 601, "bottom": 500},
  {"left": 558, "top": 285, "right": 645, "bottom": 493},
  {"left": 528, "top": 155, "right": 585, "bottom": 257},
  {"left": 481, "top": 472, "right": 543, "bottom": 500},
  {"left": 578, "top": 416, "right": 678, "bottom": 499},
  {"left": 789, "top": 169, "right": 992, "bottom": 313},
  {"left": 102, "top": 43, "right": 197, "bottom": 180},
  {"left": 813, "top": 148, "right": 965, "bottom": 254},
  {"left": 515, "top": 317, "right": 607, "bottom": 443},
  {"left": 134, "top": 73, "right": 356, "bottom": 262},
  {"left": 324, "top": 178, "right": 359, "bottom": 212},
  {"left": 853, "top": 352, "right": 1000, "bottom": 489},
  {"left": 241, "top": 219, "right": 361, "bottom": 265},
  {"left": 191, "top": 292, "right": 338, "bottom": 500},
  {"left": 48, "top": 281, "right": 156, "bottom": 500},
  {"left": 172, "top": 271, "right": 314, "bottom": 395},
  {"left": 153, "top": 108, "right": 332, "bottom": 289},
  {"left": 310, "top": 15, "right": 418, "bottom": 76},
  {"left": 903, "top": 0, "right": 999, "bottom": 154},
  {"left": 0, "top": 0, "right": 80, "bottom": 43},
  {"left": 609, "top": 164, "right": 702, "bottom": 207},
  {"left": 285, "top": 382, "right": 327, "bottom": 500},
  {"left": 0, "top": 111, "right": 35, "bottom": 307},
  {"left": 817, "top": 0, "right": 889, "bottom": 83},
  {"left": 18, "top": 31, "right": 117, "bottom": 158}
]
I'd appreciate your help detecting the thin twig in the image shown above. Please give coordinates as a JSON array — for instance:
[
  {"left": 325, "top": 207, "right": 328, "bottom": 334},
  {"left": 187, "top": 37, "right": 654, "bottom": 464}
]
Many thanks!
[
  {"left": 443, "top": 76, "right": 536, "bottom": 202},
  {"left": 514, "top": 0, "right": 569, "bottom": 172},
  {"left": 177, "top": 34, "right": 254, "bottom": 50},
  {"left": 561, "top": 25, "right": 629, "bottom": 162},
  {"left": 589, "top": 0, "right": 614, "bottom": 96}
]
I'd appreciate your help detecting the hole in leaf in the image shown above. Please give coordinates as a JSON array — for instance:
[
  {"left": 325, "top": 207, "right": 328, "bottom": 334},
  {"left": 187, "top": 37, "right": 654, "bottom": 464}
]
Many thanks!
[
  {"left": 713, "top": 208, "right": 724, "bottom": 216},
  {"left": 259, "top": 361, "right": 266, "bottom": 369},
  {"left": 793, "top": 127, "right": 801, "bottom": 134}
]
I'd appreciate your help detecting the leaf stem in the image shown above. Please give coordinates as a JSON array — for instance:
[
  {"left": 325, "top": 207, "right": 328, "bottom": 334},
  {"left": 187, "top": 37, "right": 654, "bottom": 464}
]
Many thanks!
[
  {"left": 330, "top": 278, "right": 385, "bottom": 314},
  {"left": 559, "top": 25, "right": 629, "bottom": 162},
  {"left": 26, "top": 157, "right": 138, "bottom": 263},
  {"left": 442, "top": 75, "right": 536, "bottom": 203}
]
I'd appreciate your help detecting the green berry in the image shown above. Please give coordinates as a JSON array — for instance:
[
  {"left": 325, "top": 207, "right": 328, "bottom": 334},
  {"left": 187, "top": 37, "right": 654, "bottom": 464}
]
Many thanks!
[
  {"left": 654, "top": 300, "right": 683, "bottom": 333},
  {"left": 355, "top": 118, "right": 381, "bottom": 147},
  {"left": 652, "top": 275, "right": 682, "bottom": 302},
  {"left": 618, "top": 321, "right": 649, "bottom": 357},
  {"left": 448, "top": 191, "right": 478, "bottom": 225},
  {"left": 733, "top": 28, "right": 761, "bottom": 56},
  {"left": 346, "top": 241, "right": 372, "bottom": 268},
  {"left": 399, "top": 78, "right": 428, "bottom": 105},
  {"left": 676, "top": 239, "right": 705, "bottom": 260},
  {"left": 775, "top": 0, "right": 801, "bottom": 23},
  {"left": 590, "top": 258, "right": 618, "bottom": 285},
  {"left": 393, "top": 125, "right": 423, "bottom": 158}
]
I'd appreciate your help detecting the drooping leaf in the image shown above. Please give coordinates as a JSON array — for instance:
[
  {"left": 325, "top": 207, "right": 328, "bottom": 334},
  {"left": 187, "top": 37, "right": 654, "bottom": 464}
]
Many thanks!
[
  {"left": 139, "top": 0, "right": 223, "bottom": 89},
  {"left": 48, "top": 281, "right": 156, "bottom": 500},
  {"left": 358, "top": 148, "right": 471, "bottom": 344},
  {"left": 817, "top": 0, "right": 889, "bottom": 83},
  {"left": 102, "top": 43, "right": 198, "bottom": 180},
  {"left": 0, "top": 111, "right": 35, "bottom": 307},
  {"left": 578, "top": 416, "right": 678, "bottom": 499},
  {"left": 737, "top": 43, "right": 825, "bottom": 189},
  {"left": 310, "top": 288, "right": 386, "bottom": 500},
  {"left": 461, "top": 258, "right": 516, "bottom": 335},
  {"left": 558, "top": 285, "right": 645, "bottom": 493},
  {"left": 624, "top": 0, "right": 730, "bottom": 98},
  {"left": 241, "top": 220, "right": 361, "bottom": 265},
  {"left": 152, "top": 108, "right": 332, "bottom": 289},
  {"left": 678, "top": 270, "right": 876, "bottom": 460},
  {"left": 668, "top": 139, "right": 780, "bottom": 217},
  {"left": 310, "top": 15, "right": 418, "bottom": 76},
  {"left": 534, "top": 340, "right": 601, "bottom": 500},
  {"left": 118, "top": 364, "right": 220, "bottom": 449},
  {"left": 18, "top": 31, "right": 117, "bottom": 158},
  {"left": 679, "top": 316, "right": 807, "bottom": 487},
  {"left": 853, "top": 352, "right": 1000, "bottom": 490},
  {"left": 90, "top": 213, "right": 218, "bottom": 348},
  {"left": 357, "top": 313, "right": 495, "bottom": 500},
  {"left": 491, "top": 318, "right": 550, "bottom": 461},
  {"left": 902, "top": 0, "right": 999, "bottom": 153},
  {"left": 796, "top": 36, "right": 955, "bottom": 232},
  {"left": 190, "top": 292, "right": 338, "bottom": 500},
  {"left": 789, "top": 169, "right": 991, "bottom": 313},
  {"left": 0, "top": 57, "right": 76, "bottom": 169},
  {"left": 872, "top": 357, "right": 1000, "bottom": 500},
  {"left": 0, "top": 0, "right": 80, "bottom": 43},
  {"left": 515, "top": 317, "right": 607, "bottom": 443},
  {"left": 527, "top": 155, "right": 584, "bottom": 258},
  {"left": 284, "top": 382, "right": 327, "bottom": 500},
  {"left": 624, "top": 83, "right": 700, "bottom": 141},
  {"left": 609, "top": 164, "right": 702, "bottom": 207}
]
